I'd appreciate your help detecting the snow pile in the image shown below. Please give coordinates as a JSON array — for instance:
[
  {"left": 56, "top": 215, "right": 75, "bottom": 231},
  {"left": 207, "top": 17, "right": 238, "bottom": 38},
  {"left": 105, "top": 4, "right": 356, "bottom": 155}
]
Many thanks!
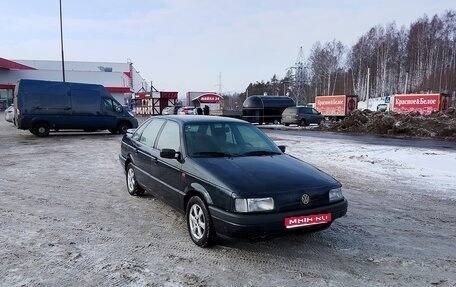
[{"left": 320, "top": 107, "right": 456, "bottom": 141}]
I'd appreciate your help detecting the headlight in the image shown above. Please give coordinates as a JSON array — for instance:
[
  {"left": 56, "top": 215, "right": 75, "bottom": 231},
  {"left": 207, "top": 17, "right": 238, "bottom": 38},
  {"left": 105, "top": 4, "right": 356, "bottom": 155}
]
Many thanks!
[
  {"left": 235, "top": 197, "right": 274, "bottom": 213},
  {"left": 329, "top": 187, "right": 343, "bottom": 202}
]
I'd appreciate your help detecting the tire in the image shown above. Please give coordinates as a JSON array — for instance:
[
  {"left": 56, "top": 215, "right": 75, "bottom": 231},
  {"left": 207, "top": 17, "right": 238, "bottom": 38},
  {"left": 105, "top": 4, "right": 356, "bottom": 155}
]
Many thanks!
[
  {"left": 33, "top": 122, "right": 50, "bottom": 137},
  {"left": 186, "top": 196, "right": 214, "bottom": 247},
  {"left": 118, "top": 122, "right": 131, "bottom": 134},
  {"left": 126, "top": 163, "right": 144, "bottom": 196},
  {"left": 284, "top": 123, "right": 290, "bottom": 126},
  {"left": 300, "top": 119, "right": 308, "bottom": 127}
]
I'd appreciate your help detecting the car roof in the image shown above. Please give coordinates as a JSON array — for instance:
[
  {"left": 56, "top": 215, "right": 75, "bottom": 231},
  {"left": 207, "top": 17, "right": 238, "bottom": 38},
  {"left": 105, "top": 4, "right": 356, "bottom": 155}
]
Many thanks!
[{"left": 151, "top": 115, "right": 247, "bottom": 124}]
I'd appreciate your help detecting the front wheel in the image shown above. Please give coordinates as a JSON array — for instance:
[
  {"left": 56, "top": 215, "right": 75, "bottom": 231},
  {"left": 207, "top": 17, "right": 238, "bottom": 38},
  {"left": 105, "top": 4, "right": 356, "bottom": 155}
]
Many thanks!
[
  {"left": 118, "top": 122, "right": 131, "bottom": 134},
  {"left": 126, "top": 163, "right": 144, "bottom": 196},
  {"left": 186, "top": 196, "right": 214, "bottom": 247},
  {"left": 32, "top": 122, "right": 50, "bottom": 137}
]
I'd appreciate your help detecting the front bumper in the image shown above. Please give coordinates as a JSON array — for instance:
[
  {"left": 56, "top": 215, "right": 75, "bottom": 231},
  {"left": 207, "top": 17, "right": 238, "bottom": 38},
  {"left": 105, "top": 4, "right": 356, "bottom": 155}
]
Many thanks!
[{"left": 209, "top": 199, "right": 347, "bottom": 239}]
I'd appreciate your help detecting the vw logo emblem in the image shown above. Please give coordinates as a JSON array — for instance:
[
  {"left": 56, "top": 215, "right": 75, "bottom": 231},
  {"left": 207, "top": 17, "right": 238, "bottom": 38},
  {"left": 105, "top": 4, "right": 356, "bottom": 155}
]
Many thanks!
[{"left": 301, "top": 194, "right": 310, "bottom": 205}]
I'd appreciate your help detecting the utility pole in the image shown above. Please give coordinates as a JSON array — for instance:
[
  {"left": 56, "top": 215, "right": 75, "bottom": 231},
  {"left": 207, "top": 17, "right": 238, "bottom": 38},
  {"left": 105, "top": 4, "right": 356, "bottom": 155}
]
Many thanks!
[
  {"left": 293, "top": 46, "right": 306, "bottom": 105},
  {"left": 59, "top": 0, "right": 65, "bottom": 82},
  {"left": 217, "top": 72, "right": 223, "bottom": 95},
  {"left": 404, "top": 71, "right": 408, "bottom": 94},
  {"left": 366, "top": 67, "right": 370, "bottom": 110}
]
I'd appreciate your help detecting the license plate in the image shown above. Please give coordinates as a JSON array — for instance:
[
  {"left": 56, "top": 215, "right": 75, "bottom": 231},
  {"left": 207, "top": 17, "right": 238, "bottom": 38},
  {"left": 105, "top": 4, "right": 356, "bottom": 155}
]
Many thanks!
[{"left": 284, "top": 213, "right": 332, "bottom": 229}]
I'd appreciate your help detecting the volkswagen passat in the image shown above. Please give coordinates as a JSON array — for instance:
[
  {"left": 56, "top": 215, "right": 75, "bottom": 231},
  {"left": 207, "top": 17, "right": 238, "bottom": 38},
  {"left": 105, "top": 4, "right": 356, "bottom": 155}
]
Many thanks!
[{"left": 119, "top": 116, "right": 347, "bottom": 247}]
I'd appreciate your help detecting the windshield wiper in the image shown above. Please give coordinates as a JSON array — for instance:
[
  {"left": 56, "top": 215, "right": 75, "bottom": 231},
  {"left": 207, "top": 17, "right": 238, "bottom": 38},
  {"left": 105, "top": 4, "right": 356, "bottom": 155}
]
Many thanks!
[
  {"left": 192, "top": 151, "right": 239, "bottom": 157},
  {"left": 241, "top": 150, "right": 282, "bottom": 156}
]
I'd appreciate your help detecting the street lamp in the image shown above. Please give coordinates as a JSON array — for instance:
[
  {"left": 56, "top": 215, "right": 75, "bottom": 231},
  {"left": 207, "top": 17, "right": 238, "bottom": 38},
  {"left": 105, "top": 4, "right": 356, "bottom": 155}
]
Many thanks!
[{"left": 59, "top": 0, "right": 66, "bottom": 82}]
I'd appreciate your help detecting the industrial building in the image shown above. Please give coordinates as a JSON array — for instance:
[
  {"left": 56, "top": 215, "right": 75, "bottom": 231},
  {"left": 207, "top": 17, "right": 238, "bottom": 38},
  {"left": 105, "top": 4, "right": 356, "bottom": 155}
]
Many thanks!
[{"left": 0, "top": 57, "right": 148, "bottom": 111}]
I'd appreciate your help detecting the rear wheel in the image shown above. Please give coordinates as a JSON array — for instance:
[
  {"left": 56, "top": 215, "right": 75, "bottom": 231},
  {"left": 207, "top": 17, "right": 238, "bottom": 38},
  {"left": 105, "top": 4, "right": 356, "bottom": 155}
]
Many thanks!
[
  {"left": 186, "top": 196, "right": 214, "bottom": 247},
  {"left": 32, "top": 122, "right": 50, "bottom": 137},
  {"left": 126, "top": 163, "right": 144, "bottom": 196}
]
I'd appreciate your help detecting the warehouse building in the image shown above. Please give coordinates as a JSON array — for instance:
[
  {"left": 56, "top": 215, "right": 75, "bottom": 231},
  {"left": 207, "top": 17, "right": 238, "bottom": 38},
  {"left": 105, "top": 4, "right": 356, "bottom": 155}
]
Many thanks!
[{"left": 0, "top": 57, "right": 147, "bottom": 110}]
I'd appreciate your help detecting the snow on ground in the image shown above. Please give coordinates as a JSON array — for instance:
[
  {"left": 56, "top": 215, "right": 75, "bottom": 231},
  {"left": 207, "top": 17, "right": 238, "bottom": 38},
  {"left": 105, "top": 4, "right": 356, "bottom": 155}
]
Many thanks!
[{"left": 271, "top": 134, "right": 456, "bottom": 200}]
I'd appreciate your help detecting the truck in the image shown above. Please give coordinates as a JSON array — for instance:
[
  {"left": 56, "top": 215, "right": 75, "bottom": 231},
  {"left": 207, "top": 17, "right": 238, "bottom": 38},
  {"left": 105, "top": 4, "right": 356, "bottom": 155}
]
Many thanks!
[
  {"left": 315, "top": 95, "right": 358, "bottom": 118},
  {"left": 390, "top": 93, "right": 451, "bottom": 115},
  {"left": 14, "top": 79, "right": 138, "bottom": 137}
]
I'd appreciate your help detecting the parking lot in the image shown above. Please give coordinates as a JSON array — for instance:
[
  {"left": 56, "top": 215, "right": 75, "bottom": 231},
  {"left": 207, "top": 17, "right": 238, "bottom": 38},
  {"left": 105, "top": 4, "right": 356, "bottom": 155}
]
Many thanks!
[{"left": 1, "top": 114, "right": 455, "bottom": 287}]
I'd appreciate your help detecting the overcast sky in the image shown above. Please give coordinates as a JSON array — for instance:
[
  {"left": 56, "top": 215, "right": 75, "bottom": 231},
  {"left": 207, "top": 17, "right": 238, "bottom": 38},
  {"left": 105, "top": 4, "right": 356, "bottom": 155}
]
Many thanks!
[{"left": 1, "top": 0, "right": 455, "bottom": 97}]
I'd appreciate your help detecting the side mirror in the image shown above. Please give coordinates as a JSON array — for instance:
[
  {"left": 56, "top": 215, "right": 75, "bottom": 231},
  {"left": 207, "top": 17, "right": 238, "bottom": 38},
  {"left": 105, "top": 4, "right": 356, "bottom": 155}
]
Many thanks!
[
  {"left": 126, "top": 128, "right": 136, "bottom": 137},
  {"left": 278, "top": 145, "right": 286, "bottom": 153},
  {"left": 160, "top": 148, "right": 179, "bottom": 159}
]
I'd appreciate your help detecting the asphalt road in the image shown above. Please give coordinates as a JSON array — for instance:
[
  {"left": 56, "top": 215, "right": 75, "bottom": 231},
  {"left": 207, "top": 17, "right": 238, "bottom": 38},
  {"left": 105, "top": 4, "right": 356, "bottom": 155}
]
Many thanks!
[
  {"left": 260, "top": 125, "right": 456, "bottom": 150},
  {"left": 1, "top": 114, "right": 455, "bottom": 287}
]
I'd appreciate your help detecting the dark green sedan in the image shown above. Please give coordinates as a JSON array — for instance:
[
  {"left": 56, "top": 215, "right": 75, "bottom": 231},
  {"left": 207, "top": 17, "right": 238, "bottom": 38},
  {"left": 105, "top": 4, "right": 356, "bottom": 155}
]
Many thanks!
[{"left": 119, "top": 115, "right": 347, "bottom": 247}]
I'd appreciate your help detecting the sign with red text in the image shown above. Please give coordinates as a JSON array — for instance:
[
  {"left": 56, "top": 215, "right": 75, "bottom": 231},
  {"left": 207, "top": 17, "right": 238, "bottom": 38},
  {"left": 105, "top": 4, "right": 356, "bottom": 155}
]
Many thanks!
[
  {"left": 391, "top": 94, "right": 441, "bottom": 115},
  {"left": 285, "top": 213, "right": 332, "bottom": 228}
]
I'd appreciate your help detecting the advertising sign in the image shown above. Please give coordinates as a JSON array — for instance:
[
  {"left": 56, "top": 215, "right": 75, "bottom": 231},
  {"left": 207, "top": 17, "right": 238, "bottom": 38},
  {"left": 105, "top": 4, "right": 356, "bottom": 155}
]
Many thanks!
[
  {"left": 315, "top": 96, "right": 346, "bottom": 116},
  {"left": 391, "top": 94, "right": 441, "bottom": 115}
]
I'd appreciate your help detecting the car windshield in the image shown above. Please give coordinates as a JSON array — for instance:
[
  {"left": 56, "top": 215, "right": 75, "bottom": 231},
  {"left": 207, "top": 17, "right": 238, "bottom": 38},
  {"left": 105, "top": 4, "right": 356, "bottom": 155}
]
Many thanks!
[{"left": 184, "top": 122, "right": 282, "bottom": 158}]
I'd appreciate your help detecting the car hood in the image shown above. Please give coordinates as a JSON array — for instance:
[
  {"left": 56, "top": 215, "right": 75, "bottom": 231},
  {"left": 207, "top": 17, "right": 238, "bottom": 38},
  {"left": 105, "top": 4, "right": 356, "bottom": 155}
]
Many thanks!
[{"left": 186, "top": 154, "right": 340, "bottom": 197}]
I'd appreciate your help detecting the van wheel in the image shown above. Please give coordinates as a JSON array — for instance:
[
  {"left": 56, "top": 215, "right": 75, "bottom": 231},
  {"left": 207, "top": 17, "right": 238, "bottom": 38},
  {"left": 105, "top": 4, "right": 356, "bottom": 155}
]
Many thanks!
[
  {"left": 33, "top": 122, "right": 50, "bottom": 137},
  {"left": 118, "top": 122, "right": 131, "bottom": 134}
]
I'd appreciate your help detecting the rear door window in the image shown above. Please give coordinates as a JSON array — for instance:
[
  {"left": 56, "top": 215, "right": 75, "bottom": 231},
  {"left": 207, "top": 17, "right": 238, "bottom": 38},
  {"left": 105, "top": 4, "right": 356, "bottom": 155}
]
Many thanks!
[
  {"left": 139, "top": 119, "right": 166, "bottom": 147},
  {"left": 156, "top": 121, "right": 180, "bottom": 151}
]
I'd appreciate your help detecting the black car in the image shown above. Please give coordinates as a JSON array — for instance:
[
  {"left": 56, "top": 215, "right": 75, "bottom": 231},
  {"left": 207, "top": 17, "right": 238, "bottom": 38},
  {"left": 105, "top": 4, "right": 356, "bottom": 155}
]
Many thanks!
[
  {"left": 119, "top": 115, "right": 347, "bottom": 247},
  {"left": 281, "top": 106, "right": 325, "bottom": 126}
]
